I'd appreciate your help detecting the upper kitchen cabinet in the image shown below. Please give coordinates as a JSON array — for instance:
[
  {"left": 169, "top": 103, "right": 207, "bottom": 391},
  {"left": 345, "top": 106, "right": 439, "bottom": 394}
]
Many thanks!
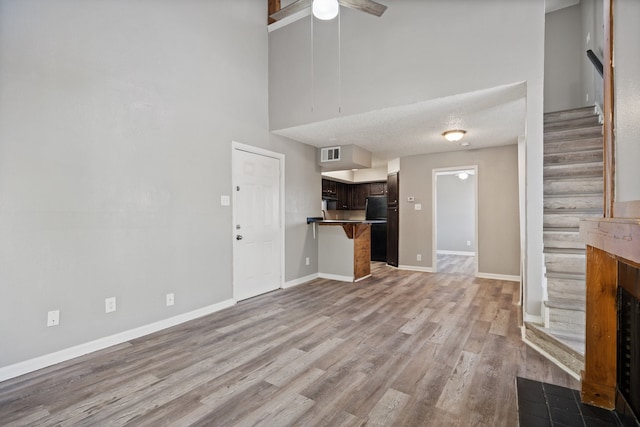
[
  {"left": 387, "top": 173, "right": 399, "bottom": 206},
  {"left": 351, "top": 183, "right": 370, "bottom": 210},
  {"left": 336, "top": 182, "right": 350, "bottom": 210},
  {"left": 369, "top": 182, "right": 387, "bottom": 196},
  {"left": 322, "top": 179, "right": 337, "bottom": 199}
]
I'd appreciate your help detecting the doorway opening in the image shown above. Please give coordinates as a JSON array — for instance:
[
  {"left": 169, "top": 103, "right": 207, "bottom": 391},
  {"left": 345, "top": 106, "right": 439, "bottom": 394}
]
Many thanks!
[
  {"left": 433, "top": 166, "right": 478, "bottom": 276},
  {"left": 232, "top": 142, "right": 285, "bottom": 301}
]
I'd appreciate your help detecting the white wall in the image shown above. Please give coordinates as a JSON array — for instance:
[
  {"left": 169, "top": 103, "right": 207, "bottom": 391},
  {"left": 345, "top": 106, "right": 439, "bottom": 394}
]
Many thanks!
[
  {"left": 437, "top": 174, "right": 475, "bottom": 253},
  {"left": 269, "top": 0, "right": 545, "bottom": 317},
  {"left": 614, "top": 0, "right": 640, "bottom": 203},
  {"left": 0, "top": 0, "right": 319, "bottom": 370},
  {"left": 544, "top": 5, "right": 584, "bottom": 112}
]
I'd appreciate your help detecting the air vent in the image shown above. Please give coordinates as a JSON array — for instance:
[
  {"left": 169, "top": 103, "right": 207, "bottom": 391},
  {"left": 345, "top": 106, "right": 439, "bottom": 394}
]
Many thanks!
[{"left": 320, "top": 146, "right": 341, "bottom": 162}]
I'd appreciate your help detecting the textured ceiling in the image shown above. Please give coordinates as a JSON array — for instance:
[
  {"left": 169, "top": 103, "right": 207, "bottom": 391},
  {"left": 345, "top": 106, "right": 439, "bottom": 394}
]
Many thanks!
[{"left": 273, "top": 82, "right": 527, "bottom": 167}]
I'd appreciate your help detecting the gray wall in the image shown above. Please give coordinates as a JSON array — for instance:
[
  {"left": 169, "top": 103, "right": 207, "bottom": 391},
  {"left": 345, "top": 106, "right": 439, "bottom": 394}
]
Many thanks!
[
  {"left": 581, "top": 0, "right": 605, "bottom": 110},
  {"left": 269, "top": 0, "right": 545, "bottom": 316},
  {"left": 544, "top": 5, "right": 584, "bottom": 112},
  {"left": 0, "top": 0, "right": 319, "bottom": 368},
  {"left": 400, "top": 146, "right": 520, "bottom": 276},
  {"left": 614, "top": 0, "right": 640, "bottom": 203},
  {"left": 436, "top": 174, "right": 475, "bottom": 253}
]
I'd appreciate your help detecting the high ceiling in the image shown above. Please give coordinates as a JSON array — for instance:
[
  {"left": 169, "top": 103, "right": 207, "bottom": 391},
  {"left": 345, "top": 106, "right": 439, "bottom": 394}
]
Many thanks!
[{"left": 273, "top": 82, "right": 527, "bottom": 167}]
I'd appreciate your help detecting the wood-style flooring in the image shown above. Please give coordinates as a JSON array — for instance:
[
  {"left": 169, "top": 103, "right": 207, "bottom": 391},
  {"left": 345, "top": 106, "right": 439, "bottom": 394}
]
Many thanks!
[
  {"left": 437, "top": 253, "right": 476, "bottom": 276},
  {"left": 0, "top": 263, "right": 578, "bottom": 426}
]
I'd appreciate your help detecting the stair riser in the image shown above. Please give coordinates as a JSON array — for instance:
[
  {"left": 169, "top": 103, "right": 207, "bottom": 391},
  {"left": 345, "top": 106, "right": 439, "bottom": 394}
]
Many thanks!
[
  {"left": 544, "top": 150, "right": 603, "bottom": 165},
  {"left": 544, "top": 137, "right": 602, "bottom": 154},
  {"left": 544, "top": 162, "right": 603, "bottom": 179},
  {"left": 544, "top": 195, "right": 603, "bottom": 211},
  {"left": 544, "top": 232, "right": 586, "bottom": 250},
  {"left": 545, "top": 253, "right": 586, "bottom": 275},
  {"left": 544, "top": 179, "right": 603, "bottom": 195},
  {"left": 544, "top": 116, "right": 601, "bottom": 131},
  {"left": 544, "top": 213, "right": 601, "bottom": 228},
  {"left": 548, "top": 309, "right": 586, "bottom": 333},
  {"left": 544, "top": 107, "right": 597, "bottom": 123},
  {"left": 544, "top": 126, "right": 602, "bottom": 142}
]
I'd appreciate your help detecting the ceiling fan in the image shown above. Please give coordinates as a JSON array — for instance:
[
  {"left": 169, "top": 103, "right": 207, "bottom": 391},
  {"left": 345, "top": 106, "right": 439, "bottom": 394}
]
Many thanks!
[{"left": 270, "top": 0, "right": 387, "bottom": 22}]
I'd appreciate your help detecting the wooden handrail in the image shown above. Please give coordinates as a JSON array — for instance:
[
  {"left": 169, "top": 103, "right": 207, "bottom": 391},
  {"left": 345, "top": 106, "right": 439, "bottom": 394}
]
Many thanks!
[
  {"left": 603, "top": 0, "right": 615, "bottom": 218},
  {"left": 586, "top": 49, "right": 604, "bottom": 77},
  {"left": 268, "top": 0, "right": 281, "bottom": 24}
]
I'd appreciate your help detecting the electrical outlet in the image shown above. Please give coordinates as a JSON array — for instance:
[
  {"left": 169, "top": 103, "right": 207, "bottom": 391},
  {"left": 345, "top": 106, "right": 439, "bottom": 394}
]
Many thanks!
[
  {"left": 417, "top": 254, "right": 422, "bottom": 262},
  {"left": 47, "top": 310, "right": 60, "bottom": 327},
  {"left": 467, "top": 240, "right": 471, "bottom": 246},
  {"left": 105, "top": 297, "right": 116, "bottom": 313},
  {"left": 166, "top": 293, "right": 175, "bottom": 307},
  {"left": 220, "top": 195, "right": 230, "bottom": 206},
  {"left": 305, "top": 257, "right": 310, "bottom": 266}
]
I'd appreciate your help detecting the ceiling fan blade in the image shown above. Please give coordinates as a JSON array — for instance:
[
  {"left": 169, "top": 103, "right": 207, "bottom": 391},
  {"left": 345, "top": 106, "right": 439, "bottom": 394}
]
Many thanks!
[
  {"left": 270, "top": 0, "right": 312, "bottom": 21},
  {"left": 338, "top": 0, "right": 387, "bottom": 17}
]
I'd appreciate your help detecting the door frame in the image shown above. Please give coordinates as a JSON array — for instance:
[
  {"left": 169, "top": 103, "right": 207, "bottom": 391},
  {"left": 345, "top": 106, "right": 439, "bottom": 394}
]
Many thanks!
[
  {"left": 432, "top": 165, "right": 478, "bottom": 276},
  {"left": 231, "top": 141, "right": 285, "bottom": 301}
]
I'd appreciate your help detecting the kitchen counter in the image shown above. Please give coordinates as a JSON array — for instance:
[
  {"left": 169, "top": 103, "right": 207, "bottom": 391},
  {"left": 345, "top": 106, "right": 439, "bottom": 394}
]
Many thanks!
[{"left": 311, "top": 220, "right": 377, "bottom": 282}]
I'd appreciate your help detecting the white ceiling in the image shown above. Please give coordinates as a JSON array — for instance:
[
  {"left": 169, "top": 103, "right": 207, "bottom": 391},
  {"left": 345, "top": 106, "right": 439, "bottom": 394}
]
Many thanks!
[{"left": 273, "top": 82, "right": 527, "bottom": 167}]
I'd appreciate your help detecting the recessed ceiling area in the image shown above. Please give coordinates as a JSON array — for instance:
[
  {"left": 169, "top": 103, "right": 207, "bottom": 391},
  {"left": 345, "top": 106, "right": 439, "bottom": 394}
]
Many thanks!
[{"left": 272, "top": 82, "right": 527, "bottom": 167}]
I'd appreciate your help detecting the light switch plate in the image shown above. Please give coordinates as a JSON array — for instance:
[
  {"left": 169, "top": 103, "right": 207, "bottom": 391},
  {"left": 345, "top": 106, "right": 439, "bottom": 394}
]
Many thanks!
[
  {"left": 220, "top": 195, "right": 230, "bottom": 206},
  {"left": 414, "top": 203, "right": 422, "bottom": 211}
]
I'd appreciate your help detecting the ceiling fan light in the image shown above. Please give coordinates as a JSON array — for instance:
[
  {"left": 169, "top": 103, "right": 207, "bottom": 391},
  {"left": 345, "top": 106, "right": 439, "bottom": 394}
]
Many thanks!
[
  {"left": 442, "top": 130, "right": 466, "bottom": 142},
  {"left": 312, "top": 0, "right": 339, "bottom": 20}
]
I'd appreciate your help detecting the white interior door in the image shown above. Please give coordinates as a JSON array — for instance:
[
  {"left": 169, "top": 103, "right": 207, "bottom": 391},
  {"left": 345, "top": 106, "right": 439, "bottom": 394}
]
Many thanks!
[{"left": 232, "top": 146, "right": 283, "bottom": 301}]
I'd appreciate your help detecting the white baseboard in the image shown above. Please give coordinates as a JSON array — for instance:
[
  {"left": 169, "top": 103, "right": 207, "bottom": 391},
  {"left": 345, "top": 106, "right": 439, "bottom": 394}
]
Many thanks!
[
  {"left": 283, "top": 273, "right": 319, "bottom": 288},
  {"left": 523, "top": 313, "right": 544, "bottom": 324},
  {"left": 398, "top": 265, "right": 434, "bottom": 273},
  {"left": 436, "top": 250, "right": 476, "bottom": 256},
  {"left": 0, "top": 299, "right": 236, "bottom": 383},
  {"left": 476, "top": 272, "right": 521, "bottom": 282},
  {"left": 318, "top": 273, "right": 354, "bottom": 282}
]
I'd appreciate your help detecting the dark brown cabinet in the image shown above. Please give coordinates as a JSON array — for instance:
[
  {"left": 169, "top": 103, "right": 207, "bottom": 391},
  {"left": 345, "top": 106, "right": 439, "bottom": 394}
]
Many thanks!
[
  {"left": 387, "top": 172, "right": 399, "bottom": 206},
  {"left": 336, "top": 181, "right": 349, "bottom": 210},
  {"left": 322, "top": 179, "right": 337, "bottom": 199},
  {"left": 350, "top": 183, "right": 370, "bottom": 210},
  {"left": 386, "top": 172, "right": 399, "bottom": 267},
  {"left": 369, "top": 182, "right": 387, "bottom": 196}
]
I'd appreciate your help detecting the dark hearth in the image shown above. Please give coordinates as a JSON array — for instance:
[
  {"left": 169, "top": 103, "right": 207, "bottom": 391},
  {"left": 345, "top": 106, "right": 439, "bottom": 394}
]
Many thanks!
[{"left": 617, "top": 262, "right": 640, "bottom": 425}]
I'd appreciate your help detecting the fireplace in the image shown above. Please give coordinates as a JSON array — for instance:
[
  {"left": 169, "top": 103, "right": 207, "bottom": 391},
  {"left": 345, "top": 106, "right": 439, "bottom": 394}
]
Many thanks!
[{"left": 617, "top": 262, "right": 640, "bottom": 422}]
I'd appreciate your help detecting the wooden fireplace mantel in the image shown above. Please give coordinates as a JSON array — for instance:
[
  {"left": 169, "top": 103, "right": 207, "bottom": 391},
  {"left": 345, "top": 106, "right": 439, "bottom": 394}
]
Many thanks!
[{"left": 580, "top": 216, "right": 640, "bottom": 409}]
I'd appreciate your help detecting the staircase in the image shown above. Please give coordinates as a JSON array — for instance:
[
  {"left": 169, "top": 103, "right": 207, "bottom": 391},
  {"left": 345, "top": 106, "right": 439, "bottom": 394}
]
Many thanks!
[{"left": 524, "top": 106, "right": 604, "bottom": 377}]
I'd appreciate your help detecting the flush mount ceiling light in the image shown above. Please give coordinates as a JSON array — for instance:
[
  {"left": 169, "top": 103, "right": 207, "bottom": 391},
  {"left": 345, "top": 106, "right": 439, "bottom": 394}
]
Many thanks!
[
  {"left": 458, "top": 172, "right": 469, "bottom": 180},
  {"left": 442, "top": 130, "right": 467, "bottom": 142},
  {"left": 313, "top": 0, "right": 340, "bottom": 20}
]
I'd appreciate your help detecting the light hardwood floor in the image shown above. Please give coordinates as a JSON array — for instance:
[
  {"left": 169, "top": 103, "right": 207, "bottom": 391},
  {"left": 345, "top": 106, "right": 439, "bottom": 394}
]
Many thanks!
[
  {"left": 436, "top": 254, "right": 476, "bottom": 276},
  {"left": 0, "top": 263, "right": 578, "bottom": 426}
]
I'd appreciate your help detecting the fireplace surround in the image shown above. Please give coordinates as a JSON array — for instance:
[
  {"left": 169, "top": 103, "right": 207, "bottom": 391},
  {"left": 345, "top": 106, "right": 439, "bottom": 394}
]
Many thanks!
[{"left": 580, "top": 216, "right": 640, "bottom": 426}]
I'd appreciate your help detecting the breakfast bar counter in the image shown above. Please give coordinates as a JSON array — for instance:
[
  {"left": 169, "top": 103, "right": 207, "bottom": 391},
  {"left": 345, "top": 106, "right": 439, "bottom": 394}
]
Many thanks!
[{"left": 310, "top": 220, "right": 384, "bottom": 282}]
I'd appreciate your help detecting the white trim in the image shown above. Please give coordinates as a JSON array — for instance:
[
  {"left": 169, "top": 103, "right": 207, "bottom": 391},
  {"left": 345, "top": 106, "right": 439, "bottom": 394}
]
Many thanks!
[
  {"left": 0, "top": 299, "right": 236, "bottom": 383},
  {"left": 476, "top": 272, "right": 521, "bottom": 282},
  {"left": 318, "top": 273, "right": 354, "bottom": 282},
  {"left": 436, "top": 250, "right": 476, "bottom": 256},
  {"left": 232, "top": 142, "right": 286, "bottom": 301},
  {"left": 521, "top": 327, "right": 581, "bottom": 381},
  {"left": 523, "top": 313, "right": 544, "bottom": 324},
  {"left": 398, "top": 265, "right": 434, "bottom": 273},
  {"left": 354, "top": 274, "right": 371, "bottom": 282},
  {"left": 432, "top": 165, "right": 479, "bottom": 275},
  {"left": 283, "top": 273, "right": 319, "bottom": 288},
  {"left": 267, "top": 8, "right": 311, "bottom": 33}
]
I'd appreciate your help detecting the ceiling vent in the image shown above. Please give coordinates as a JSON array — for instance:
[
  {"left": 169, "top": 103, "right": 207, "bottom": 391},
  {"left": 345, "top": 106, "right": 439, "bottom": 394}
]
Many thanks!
[
  {"left": 320, "top": 146, "right": 341, "bottom": 162},
  {"left": 317, "top": 144, "right": 372, "bottom": 171}
]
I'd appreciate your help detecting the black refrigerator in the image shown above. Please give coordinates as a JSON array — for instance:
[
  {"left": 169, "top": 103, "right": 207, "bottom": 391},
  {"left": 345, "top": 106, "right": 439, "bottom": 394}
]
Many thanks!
[{"left": 365, "top": 196, "right": 387, "bottom": 262}]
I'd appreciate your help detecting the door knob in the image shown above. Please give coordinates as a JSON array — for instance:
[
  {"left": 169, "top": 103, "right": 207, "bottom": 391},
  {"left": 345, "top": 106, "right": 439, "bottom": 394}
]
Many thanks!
[{"left": 236, "top": 235, "right": 243, "bottom": 240}]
